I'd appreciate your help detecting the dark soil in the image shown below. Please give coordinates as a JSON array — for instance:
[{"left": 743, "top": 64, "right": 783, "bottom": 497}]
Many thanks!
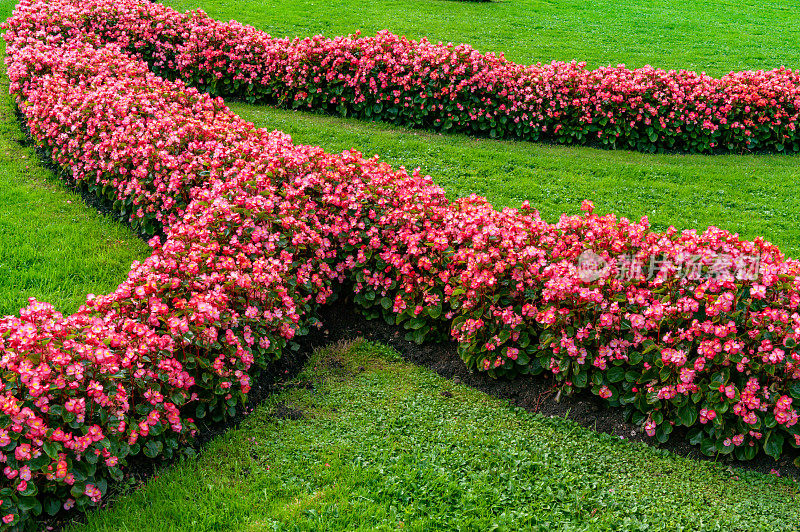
[{"left": 272, "top": 400, "right": 309, "bottom": 421}]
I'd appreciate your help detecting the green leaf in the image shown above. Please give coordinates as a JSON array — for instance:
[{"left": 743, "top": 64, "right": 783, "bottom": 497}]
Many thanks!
[
  {"left": 44, "top": 497, "right": 61, "bottom": 516},
  {"left": 117, "top": 442, "right": 131, "bottom": 459},
  {"left": 74, "top": 459, "right": 96, "bottom": 479},
  {"left": 407, "top": 317, "right": 427, "bottom": 330},
  {"left": 109, "top": 466, "right": 124, "bottom": 482},
  {"left": 717, "top": 440, "right": 735, "bottom": 455},
  {"left": 687, "top": 427, "right": 704, "bottom": 446},
  {"left": 642, "top": 343, "right": 659, "bottom": 354},
  {"left": 149, "top": 421, "right": 164, "bottom": 437},
  {"left": 763, "top": 431, "right": 784, "bottom": 460},
  {"left": 631, "top": 410, "right": 646, "bottom": 425},
  {"left": 94, "top": 478, "right": 108, "bottom": 496},
  {"left": 42, "top": 441, "right": 59, "bottom": 460},
  {"left": 17, "top": 496, "right": 42, "bottom": 515},
  {"left": 651, "top": 410, "right": 664, "bottom": 425},
  {"left": 677, "top": 404, "right": 698, "bottom": 427},
  {"left": 736, "top": 445, "right": 757, "bottom": 461},
  {"left": 27, "top": 452, "right": 50, "bottom": 471},
  {"left": 70, "top": 483, "right": 86, "bottom": 499},
  {"left": 171, "top": 391, "right": 186, "bottom": 406},
  {"left": 789, "top": 382, "right": 800, "bottom": 400},
  {"left": 143, "top": 440, "right": 163, "bottom": 459},
  {"left": 607, "top": 366, "right": 625, "bottom": 383},
  {"left": 700, "top": 437, "right": 717, "bottom": 456}
]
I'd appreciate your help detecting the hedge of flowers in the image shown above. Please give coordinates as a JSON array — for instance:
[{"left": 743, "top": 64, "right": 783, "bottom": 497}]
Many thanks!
[
  {"left": 2, "top": 0, "right": 800, "bottom": 528},
  {"left": 6, "top": 0, "right": 800, "bottom": 154}
]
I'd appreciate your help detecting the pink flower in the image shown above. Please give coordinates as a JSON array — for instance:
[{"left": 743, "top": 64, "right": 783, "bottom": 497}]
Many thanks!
[
  {"left": 84, "top": 484, "right": 102, "bottom": 503},
  {"left": 699, "top": 409, "right": 717, "bottom": 424},
  {"left": 14, "top": 444, "right": 31, "bottom": 462},
  {"left": 751, "top": 285, "right": 767, "bottom": 299}
]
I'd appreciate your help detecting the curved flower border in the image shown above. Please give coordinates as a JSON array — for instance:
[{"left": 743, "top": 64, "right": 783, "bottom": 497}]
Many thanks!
[
  {"left": 0, "top": 0, "right": 799, "bottom": 527},
  {"left": 7, "top": 0, "right": 800, "bottom": 154}
]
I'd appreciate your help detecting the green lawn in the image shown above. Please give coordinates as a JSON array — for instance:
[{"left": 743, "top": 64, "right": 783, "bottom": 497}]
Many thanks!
[
  {"left": 162, "top": 0, "right": 800, "bottom": 77},
  {"left": 69, "top": 340, "right": 800, "bottom": 531},
  {"left": 0, "top": 0, "right": 149, "bottom": 317}
]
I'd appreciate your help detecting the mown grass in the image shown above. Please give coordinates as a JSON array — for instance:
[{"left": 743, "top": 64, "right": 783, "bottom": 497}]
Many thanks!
[
  {"left": 162, "top": 0, "right": 800, "bottom": 77},
  {"left": 0, "top": 0, "right": 149, "bottom": 317},
  {"left": 231, "top": 104, "right": 800, "bottom": 257},
  {"left": 70, "top": 340, "right": 800, "bottom": 531}
]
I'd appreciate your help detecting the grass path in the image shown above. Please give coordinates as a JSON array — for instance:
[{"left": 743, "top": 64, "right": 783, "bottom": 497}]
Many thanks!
[{"left": 70, "top": 340, "right": 800, "bottom": 531}]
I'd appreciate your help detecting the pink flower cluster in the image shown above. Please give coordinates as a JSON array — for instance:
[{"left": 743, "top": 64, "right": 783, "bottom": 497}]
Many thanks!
[
  {"left": 2, "top": 0, "right": 800, "bottom": 528},
  {"left": 6, "top": 0, "right": 800, "bottom": 154}
]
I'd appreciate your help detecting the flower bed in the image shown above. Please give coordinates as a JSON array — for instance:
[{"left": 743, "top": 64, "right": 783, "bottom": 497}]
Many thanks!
[
  {"left": 2, "top": 0, "right": 800, "bottom": 528},
  {"left": 6, "top": 0, "right": 800, "bottom": 154}
]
